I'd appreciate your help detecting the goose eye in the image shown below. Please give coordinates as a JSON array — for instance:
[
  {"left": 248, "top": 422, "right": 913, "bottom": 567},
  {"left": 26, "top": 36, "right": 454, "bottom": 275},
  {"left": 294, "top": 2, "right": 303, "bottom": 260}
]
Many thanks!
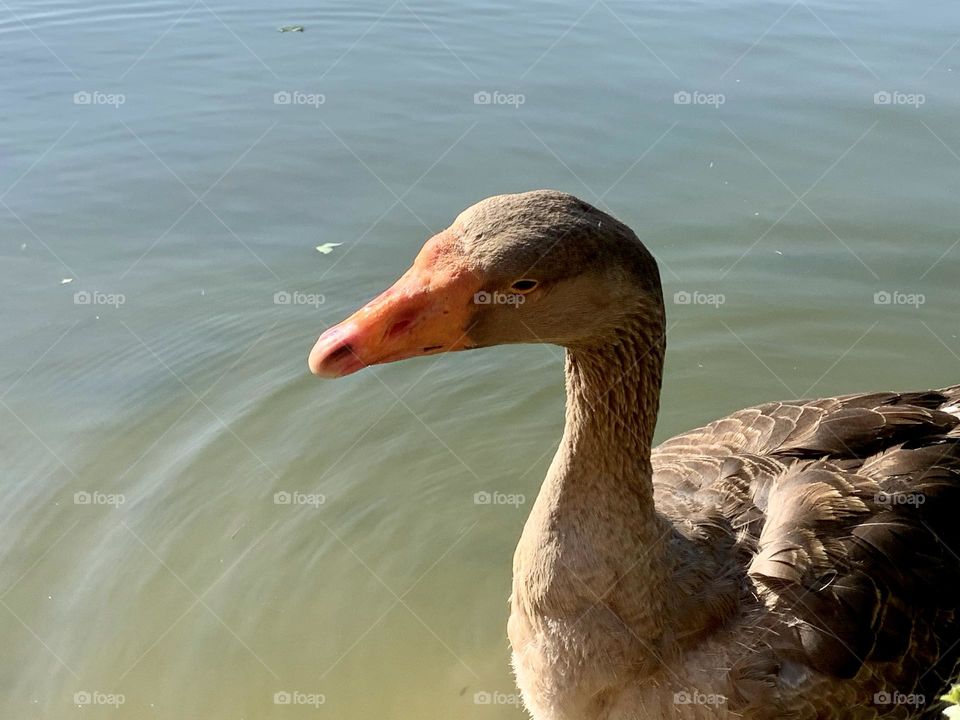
[{"left": 510, "top": 279, "right": 539, "bottom": 294}]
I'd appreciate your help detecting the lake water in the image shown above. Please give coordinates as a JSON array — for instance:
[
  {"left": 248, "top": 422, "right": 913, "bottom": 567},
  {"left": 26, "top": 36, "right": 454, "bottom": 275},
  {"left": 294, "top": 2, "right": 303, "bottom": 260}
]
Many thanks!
[{"left": 2, "top": 0, "right": 959, "bottom": 717}]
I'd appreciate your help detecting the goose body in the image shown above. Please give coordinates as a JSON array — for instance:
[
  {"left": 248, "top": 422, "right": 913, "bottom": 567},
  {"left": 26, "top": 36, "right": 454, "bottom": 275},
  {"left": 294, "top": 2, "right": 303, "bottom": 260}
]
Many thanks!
[
  {"left": 309, "top": 190, "right": 960, "bottom": 719},
  {"left": 511, "top": 389, "right": 960, "bottom": 719}
]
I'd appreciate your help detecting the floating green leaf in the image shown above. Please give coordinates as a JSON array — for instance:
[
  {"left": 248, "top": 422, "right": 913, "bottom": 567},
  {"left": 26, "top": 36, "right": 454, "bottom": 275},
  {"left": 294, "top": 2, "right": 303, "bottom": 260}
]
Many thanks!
[{"left": 943, "top": 684, "right": 960, "bottom": 719}]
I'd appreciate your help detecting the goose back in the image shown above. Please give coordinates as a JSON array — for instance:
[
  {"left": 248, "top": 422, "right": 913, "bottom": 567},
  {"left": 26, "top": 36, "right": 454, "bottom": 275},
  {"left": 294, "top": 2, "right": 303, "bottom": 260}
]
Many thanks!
[{"left": 651, "top": 386, "right": 960, "bottom": 718}]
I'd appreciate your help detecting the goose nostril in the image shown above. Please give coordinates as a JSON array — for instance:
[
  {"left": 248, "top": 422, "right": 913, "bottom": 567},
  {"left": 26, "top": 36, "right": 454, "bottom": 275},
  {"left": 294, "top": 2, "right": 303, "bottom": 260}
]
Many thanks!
[
  {"left": 387, "top": 319, "right": 411, "bottom": 339},
  {"left": 309, "top": 330, "right": 363, "bottom": 377},
  {"left": 325, "top": 343, "right": 355, "bottom": 365}
]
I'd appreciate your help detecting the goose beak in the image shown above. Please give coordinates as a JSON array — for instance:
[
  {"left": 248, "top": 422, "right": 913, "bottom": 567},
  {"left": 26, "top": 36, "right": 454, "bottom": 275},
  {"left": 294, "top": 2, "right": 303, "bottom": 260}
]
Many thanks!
[{"left": 308, "top": 233, "right": 479, "bottom": 378}]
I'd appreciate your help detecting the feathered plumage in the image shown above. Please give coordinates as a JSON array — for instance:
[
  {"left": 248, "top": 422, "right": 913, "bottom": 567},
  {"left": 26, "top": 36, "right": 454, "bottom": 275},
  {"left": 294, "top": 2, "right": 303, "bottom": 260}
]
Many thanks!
[
  {"left": 310, "top": 190, "right": 960, "bottom": 719},
  {"left": 651, "top": 388, "right": 960, "bottom": 717}
]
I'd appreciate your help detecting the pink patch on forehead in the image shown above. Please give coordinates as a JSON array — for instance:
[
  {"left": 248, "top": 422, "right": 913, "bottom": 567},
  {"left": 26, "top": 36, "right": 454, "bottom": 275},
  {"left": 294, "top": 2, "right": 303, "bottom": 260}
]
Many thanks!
[{"left": 415, "top": 229, "right": 462, "bottom": 270}]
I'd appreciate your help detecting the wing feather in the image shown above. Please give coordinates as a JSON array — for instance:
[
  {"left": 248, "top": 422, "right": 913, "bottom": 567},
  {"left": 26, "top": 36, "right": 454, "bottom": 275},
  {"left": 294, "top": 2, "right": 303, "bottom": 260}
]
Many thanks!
[{"left": 652, "top": 385, "right": 960, "bottom": 697}]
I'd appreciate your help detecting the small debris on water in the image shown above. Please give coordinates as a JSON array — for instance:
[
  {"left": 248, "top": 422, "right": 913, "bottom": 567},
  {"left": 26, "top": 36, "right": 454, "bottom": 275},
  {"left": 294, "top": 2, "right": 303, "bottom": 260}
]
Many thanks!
[{"left": 279, "top": 25, "right": 304, "bottom": 32}]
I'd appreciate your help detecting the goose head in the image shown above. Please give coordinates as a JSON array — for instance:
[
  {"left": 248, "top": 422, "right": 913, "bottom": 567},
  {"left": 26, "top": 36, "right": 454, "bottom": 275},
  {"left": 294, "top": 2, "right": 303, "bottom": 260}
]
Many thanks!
[{"left": 308, "top": 190, "right": 662, "bottom": 378}]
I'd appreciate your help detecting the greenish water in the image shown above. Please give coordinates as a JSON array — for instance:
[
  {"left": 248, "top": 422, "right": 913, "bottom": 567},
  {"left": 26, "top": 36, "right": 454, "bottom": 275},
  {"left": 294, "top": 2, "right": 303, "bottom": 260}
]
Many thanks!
[{"left": 2, "top": 1, "right": 959, "bottom": 717}]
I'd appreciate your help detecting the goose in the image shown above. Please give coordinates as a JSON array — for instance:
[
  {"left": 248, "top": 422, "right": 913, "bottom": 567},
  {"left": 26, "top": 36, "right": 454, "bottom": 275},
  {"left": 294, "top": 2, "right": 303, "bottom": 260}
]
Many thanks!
[{"left": 308, "top": 190, "right": 960, "bottom": 719}]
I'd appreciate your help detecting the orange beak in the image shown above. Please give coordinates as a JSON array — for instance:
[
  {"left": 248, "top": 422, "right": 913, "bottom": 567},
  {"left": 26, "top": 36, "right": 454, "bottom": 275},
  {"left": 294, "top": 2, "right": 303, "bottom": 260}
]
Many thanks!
[{"left": 308, "top": 232, "right": 480, "bottom": 378}]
